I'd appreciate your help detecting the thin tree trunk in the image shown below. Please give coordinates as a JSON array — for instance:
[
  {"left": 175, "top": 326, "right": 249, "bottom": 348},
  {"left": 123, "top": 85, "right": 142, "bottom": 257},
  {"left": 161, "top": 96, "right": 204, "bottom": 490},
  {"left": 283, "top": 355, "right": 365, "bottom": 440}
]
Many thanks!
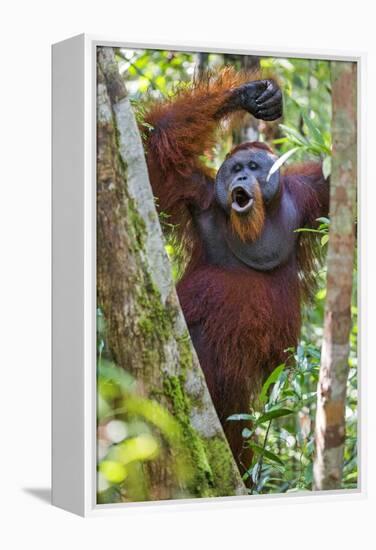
[
  {"left": 196, "top": 52, "right": 209, "bottom": 78},
  {"left": 96, "top": 47, "right": 246, "bottom": 501},
  {"left": 313, "top": 62, "right": 357, "bottom": 490},
  {"left": 224, "top": 54, "right": 260, "bottom": 145}
]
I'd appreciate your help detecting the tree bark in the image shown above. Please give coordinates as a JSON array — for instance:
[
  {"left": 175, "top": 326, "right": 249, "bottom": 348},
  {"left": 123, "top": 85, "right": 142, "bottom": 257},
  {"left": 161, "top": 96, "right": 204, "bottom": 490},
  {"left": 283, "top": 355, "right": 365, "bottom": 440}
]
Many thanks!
[
  {"left": 96, "top": 47, "right": 246, "bottom": 501},
  {"left": 196, "top": 52, "right": 209, "bottom": 78},
  {"left": 223, "top": 53, "right": 260, "bottom": 144},
  {"left": 313, "top": 62, "right": 357, "bottom": 490}
]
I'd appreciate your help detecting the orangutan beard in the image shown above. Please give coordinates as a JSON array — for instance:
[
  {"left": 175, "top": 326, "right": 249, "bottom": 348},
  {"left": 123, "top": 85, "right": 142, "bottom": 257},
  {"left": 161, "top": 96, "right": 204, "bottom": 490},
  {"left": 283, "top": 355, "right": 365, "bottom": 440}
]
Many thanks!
[{"left": 229, "top": 182, "right": 265, "bottom": 242}]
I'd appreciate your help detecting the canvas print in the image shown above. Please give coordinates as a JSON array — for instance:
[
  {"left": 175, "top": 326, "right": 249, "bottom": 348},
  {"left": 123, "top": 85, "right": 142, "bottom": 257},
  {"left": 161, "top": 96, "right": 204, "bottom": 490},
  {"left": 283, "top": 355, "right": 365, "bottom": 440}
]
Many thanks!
[{"left": 96, "top": 46, "right": 358, "bottom": 504}]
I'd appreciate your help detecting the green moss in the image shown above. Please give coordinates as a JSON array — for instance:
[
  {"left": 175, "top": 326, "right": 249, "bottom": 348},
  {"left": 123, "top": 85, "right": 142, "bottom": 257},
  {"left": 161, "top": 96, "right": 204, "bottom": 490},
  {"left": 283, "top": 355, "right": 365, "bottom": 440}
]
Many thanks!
[
  {"left": 137, "top": 315, "right": 155, "bottom": 335},
  {"left": 205, "top": 437, "right": 240, "bottom": 496},
  {"left": 135, "top": 272, "right": 196, "bottom": 366},
  {"left": 163, "top": 374, "right": 241, "bottom": 497},
  {"left": 176, "top": 331, "right": 193, "bottom": 371},
  {"left": 127, "top": 197, "right": 147, "bottom": 251},
  {"left": 136, "top": 281, "right": 173, "bottom": 345},
  {"left": 163, "top": 374, "right": 214, "bottom": 496}
]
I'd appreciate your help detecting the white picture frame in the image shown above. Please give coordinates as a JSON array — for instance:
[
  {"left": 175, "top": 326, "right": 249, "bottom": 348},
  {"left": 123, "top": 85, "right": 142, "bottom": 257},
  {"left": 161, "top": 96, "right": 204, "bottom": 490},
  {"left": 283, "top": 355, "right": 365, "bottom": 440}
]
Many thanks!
[{"left": 52, "top": 34, "right": 366, "bottom": 517}]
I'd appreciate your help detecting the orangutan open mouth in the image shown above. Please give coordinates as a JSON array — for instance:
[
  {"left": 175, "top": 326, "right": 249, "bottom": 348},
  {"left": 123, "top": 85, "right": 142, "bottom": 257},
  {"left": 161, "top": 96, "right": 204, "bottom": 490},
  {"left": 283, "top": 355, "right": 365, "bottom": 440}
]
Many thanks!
[{"left": 231, "top": 186, "right": 254, "bottom": 213}]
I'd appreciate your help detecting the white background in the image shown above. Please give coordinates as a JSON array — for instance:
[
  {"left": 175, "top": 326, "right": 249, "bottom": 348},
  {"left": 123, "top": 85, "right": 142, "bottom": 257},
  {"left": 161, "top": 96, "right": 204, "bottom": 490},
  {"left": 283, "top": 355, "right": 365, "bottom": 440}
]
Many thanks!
[{"left": 1, "top": 1, "right": 375, "bottom": 548}]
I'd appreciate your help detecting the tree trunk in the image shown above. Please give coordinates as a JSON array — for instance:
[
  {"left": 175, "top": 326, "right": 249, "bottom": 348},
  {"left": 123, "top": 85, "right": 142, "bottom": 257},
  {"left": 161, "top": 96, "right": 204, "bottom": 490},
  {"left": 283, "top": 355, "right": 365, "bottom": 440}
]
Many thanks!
[
  {"left": 196, "top": 52, "right": 209, "bottom": 78},
  {"left": 313, "top": 62, "right": 357, "bottom": 490},
  {"left": 224, "top": 54, "right": 261, "bottom": 145},
  {"left": 96, "top": 47, "right": 246, "bottom": 501}
]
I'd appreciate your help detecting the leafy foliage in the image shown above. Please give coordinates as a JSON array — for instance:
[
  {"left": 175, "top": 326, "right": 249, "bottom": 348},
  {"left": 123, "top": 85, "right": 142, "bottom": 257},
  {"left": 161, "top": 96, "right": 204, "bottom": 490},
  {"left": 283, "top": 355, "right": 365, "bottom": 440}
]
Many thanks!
[
  {"left": 235, "top": 312, "right": 357, "bottom": 494},
  {"left": 97, "top": 309, "right": 191, "bottom": 503}
]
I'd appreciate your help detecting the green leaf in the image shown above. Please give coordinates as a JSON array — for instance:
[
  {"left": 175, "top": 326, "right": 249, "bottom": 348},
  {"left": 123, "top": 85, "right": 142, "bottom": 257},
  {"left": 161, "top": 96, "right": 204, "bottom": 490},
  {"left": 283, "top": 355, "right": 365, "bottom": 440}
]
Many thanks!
[
  {"left": 271, "top": 137, "right": 289, "bottom": 145},
  {"left": 344, "top": 471, "right": 358, "bottom": 482},
  {"left": 249, "top": 443, "right": 285, "bottom": 466},
  {"left": 294, "top": 227, "right": 325, "bottom": 234},
  {"left": 292, "top": 377, "right": 302, "bottom": 399},
  {"left": 321, "top": 234, "right": 329, "bottom": 246},
  {"left": 266, "top": 147, "right": 299, "bottom": 182},
  {"left": 259, "top": 364, "right": 286, "bottom": 404},
  {"left": 307, "top": 141, "right": 331, "bottom": 156},
  {"left": 302, "top": 111, "right": 325, "bottom": 146},
  {"left": 256, "top": 408, "right": 295, "bottom": 425},
  {"left": 98, "top": 359, "right": 135, "bottom": 392},
  {"left": 99, "top": 460, "right": 128, "bottom": 484},
  {"left": 279, "top": 124, "right": 308, "bottom": 146},
  {"left": 226, "top": 413, "right": 254, "bottom": 421},
  {"left": 251, "top": 462, "right": 262, "bottom": 484},
  {"left": 322, "top": 156, "right": 331, "bottom": 179},
  {"left": 269, "top": 374, "right": 286, "bottom": 404},
  {"left": 242, "top": 427, "right": 253, "bottom": 439}
]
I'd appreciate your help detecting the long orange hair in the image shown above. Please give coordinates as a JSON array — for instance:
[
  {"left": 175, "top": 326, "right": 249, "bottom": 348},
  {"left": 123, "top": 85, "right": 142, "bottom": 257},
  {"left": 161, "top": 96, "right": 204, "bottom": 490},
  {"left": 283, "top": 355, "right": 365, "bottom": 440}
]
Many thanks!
[{"left": 229, "top": 181, "right": 265, "bottom": 242}]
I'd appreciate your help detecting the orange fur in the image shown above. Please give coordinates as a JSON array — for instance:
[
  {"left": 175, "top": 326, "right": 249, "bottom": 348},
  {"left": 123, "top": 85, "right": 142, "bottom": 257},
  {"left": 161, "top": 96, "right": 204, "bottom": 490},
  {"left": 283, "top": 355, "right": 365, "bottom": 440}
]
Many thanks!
[
  {"left": 144, "top": 67, "right": 259, "bottom": 177},
  {"left": 139, "top": 69, "right": 329, "bottom": 472},
  {"left": 228, "top": 141, "right": 273, "bottom": 157},
  {"left": 229, "top": 182, "right": 265, "bottom": 242}
]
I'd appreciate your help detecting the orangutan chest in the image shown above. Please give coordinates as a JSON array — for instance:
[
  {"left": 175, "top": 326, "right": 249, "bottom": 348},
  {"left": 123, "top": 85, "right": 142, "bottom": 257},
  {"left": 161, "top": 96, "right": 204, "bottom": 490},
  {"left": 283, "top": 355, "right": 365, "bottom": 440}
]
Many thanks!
[{"left": 195, "top": 196, "right": 300, "bottom": 271}]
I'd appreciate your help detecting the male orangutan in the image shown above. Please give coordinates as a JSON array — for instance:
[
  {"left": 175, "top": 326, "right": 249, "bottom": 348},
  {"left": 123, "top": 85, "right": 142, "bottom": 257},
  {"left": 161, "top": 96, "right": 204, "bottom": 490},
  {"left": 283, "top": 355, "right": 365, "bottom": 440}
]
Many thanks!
[{"left": 142, "top": 68, "right": 329, "bottom": 475}]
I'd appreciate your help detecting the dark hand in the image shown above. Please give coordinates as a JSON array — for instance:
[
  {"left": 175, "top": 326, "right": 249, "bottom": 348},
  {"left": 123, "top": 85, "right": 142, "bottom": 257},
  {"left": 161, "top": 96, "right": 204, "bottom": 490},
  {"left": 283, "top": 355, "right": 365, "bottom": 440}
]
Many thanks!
[{"left": 233, "top": 79, "right": 283, "bottom": 121}]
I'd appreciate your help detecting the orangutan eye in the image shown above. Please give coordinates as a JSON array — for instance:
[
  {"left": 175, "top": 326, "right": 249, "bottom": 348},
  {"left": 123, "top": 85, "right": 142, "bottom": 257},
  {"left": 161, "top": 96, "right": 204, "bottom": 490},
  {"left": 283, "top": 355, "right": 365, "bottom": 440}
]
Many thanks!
[
  {"left": 249, "top": 161, "right": 259, "bottom": 170},
  {"left": 233, "top": 163, "right": 243, "bottom": 172}
]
